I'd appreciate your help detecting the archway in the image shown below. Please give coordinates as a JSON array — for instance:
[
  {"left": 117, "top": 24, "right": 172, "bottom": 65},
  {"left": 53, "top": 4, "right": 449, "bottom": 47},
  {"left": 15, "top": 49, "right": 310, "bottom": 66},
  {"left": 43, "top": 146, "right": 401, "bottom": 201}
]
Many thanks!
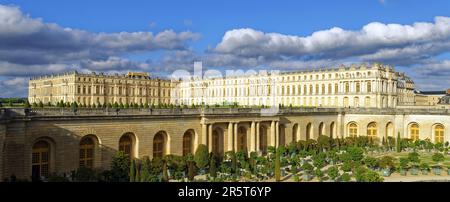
[
  {"left": 347, "top": 122, "right": 358, "bottom": 137},
  {"left": 212, "top": 128, "right": 224, "bottom": 156},
  {"left": 367, "top": 122, "right": 378, "bottom": 139},
  {"left": 279, "top": 124, "right": 286, "bottom": 146},
  {"left": 292, "top": 124, "right": 299, "bottom": 142},
  {"left": 79, "top": 135, "right": 99, "bottom": 168},
  {"left": 408, "top": 123, "right": 419, "bottom": 141},
  {"left": 237, "top": 126, "right": 247, "bottom": 152},
  {"left": 259, "top": 125, "right": 268, "bottom": 154},
  {"left": 306, "top": 123, "right": 312, "bottom": 140},
  {"left": 153, "top": 131, "right": 168, "bottom": 158},
  {"left": 119, "top": 133, "right": 136, "bottom": 157},
  {"left": 386, "top": 122, "right": 394, "bottom": 138},
  {"left": 319, "top": 122, "right": 325, "bottom": 136},
  {"left": 32, "top": 140, "right": 52, "bottom": 181},
  {"left": 330, "top": 122, "right": 335, "bottom": 138},
  {"left": 433, "top": 124, "right": 445, "bottom": 143},
  {"left": 183, "top": 130, "right": 195, "bottom": 156}
]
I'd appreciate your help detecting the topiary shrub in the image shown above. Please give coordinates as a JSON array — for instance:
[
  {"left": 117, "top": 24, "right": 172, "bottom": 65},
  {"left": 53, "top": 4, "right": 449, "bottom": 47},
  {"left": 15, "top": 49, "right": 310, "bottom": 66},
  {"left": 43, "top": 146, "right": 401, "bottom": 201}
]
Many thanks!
[
  {"left": 194, "top": 144, "right": 209, "bottom": 173},
  {"left": 327, "top": 166, "right": 339, "bottom": 182}
]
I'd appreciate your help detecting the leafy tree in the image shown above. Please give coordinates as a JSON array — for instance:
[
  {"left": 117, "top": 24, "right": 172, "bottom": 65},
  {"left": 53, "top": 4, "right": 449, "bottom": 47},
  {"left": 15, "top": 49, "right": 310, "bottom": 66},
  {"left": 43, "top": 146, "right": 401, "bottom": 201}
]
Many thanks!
[
  {"left": 346, "top": 146, "right": 364, "bottom": 162},
  {"left": 312, "top": 153, "right": 327, "bottom": 168},
  {"left": 363, "top": 156, "right": 378, "bottom": 169},
  {"left": 378, "top": 156, "right": 395, "bottom": 171},
  {"left": 140, "top": 157, "right": 151, "bottom": 182},
  {"left": 74, "top": 166, "right": 98, "bottom": 182},
  {"left": 396, "top": 132, "right": 402, "bottom": 153},
  {"left": 209, "top": 154, "right": 217, "bottom": 179},
  {"left": 38, "top": 101, "right": 44, "bottom": 108},
  {"left": 432, "top": 152, "right": 445, "bottom": 167},
  {"left": 130, "top": 160, "right": 137, "bottom": 182},
  {"left": 340, "top": 173, "right": 351, "bottom": 182},
  {"left": 8, "top": 100, "right": 13, "bottom": 107},
  {"left": 161, "top": 160, "right": 169, "bottom": 182},
  {"left": 144, "top": 102, "right": 149, "bottom": 108},
  {"left": 275, "top": 148, "right": 281, "bottom": 182},
  {"left": 327, "top": 166, "right": 339, "bottom": 181},
  {"left": 110, "top": 151, "right": 130, "bottom": 182},
  {"left": 408, "top": 152, "right": 420, "bottom": 167},
  {"left": 194, "top": 144, "right": 209, "bottom": 171}
]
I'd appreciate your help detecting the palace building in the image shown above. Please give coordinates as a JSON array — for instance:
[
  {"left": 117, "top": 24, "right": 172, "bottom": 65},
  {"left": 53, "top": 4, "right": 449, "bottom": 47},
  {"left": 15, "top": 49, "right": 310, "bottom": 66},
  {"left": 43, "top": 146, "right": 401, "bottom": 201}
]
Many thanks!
[
  {"left": 173, "top": 63, "right": 414, "bottom": 108},
  {"left": 28, "top": 71, "right": 173, "bottom": 106},
  {"left": 0, "top": 63, "right": 448, "bottom": 181}
]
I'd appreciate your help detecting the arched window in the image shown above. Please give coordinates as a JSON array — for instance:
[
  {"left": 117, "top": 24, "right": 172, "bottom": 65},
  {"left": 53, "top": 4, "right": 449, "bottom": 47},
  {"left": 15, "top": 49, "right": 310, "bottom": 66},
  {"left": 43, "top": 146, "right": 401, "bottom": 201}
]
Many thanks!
[
  {"left": 292, "top": 124, "right": 298, "bottom": 142},
  {"left": 238, "top": 127, "right": 247, "bottom": 151},
  {"left": 348, "top": 123, "right": 358, "bottom": 137},
  {"left": 434, "top": 124, "right": 444, "bottom": 143},
  {"left": 306, "top": 123, "right": 312, "bottom": 140},
  {"left": 79, "top": 137, "right": 95, "bottom": 168},
  {"left": 367, "top": 122, "right": 377, "bottom": 139},
  {"left": 319, "top": 122, "right": 324, "bottom": 136},
  {"left": 330, "top": 122, "right": 335, "bottom": 138},
  {"left": 315, "top": 84, "right": 319, "bottom": 95},
  {"left": 309, "top": 85, "right": 313, "bottom": 95},
  {"left": 153, "top": 132, "right": 166, "bottom": 158},
  {"left": 183, "top": 131, "right": 194, "bottom": 156},
  {"left": 119, "top": 134, "right": 133, "bottom": 156},
  {"left": 212, "top": 129, "right": 223, "bottom": 156},
  {"left": 409, "top": 123, "right": 419, "bottom": 141},
  {"left": 354, "top": 97, "right": 360, "bottom": 107},
  {"left": 345, "top": 82, "right": 350, "bottom": 93},
  {"left": 343, "top": 97, "right": 349, "bottom": 107},
  {"left": 365, "top": 96, "right": 371, "bottom": 107},
  {"left": 335, "top": 84, "right": 339, "bottom": 94},
  {"left": 328, "top": 84, "right": 332, "bottom": 94},
  {"left": 32, "top": 140, "right": 50, "bottom": 180},
  {"left": 367, "top": 81, "right": 372, "bottom": 93},
  {"left": 259, "top": 126, "right": 268, "bottom": 154},
  {"left": 322, "top": 84, "right": 325, "bottom": 95}
]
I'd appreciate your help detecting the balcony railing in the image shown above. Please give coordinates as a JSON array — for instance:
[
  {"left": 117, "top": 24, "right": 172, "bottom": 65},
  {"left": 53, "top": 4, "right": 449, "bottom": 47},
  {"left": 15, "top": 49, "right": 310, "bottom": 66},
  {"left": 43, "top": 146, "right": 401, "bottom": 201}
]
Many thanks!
[{"left": 0, "top": 106, "right": 449, "bottom": 119}]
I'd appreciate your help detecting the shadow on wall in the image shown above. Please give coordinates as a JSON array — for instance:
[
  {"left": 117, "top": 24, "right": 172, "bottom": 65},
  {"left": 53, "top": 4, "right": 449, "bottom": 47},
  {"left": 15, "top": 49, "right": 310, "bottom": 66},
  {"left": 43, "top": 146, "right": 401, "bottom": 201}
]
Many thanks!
[{"left": 3, "top": 123, "right": 120, "bottom": 182}]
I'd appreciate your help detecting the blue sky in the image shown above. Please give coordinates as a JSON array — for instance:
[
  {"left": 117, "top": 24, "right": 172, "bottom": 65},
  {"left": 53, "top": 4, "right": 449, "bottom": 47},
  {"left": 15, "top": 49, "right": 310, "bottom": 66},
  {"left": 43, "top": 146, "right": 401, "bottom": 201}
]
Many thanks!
[{"left": 0, "top": 0, "right": 450, "bottom": 97}]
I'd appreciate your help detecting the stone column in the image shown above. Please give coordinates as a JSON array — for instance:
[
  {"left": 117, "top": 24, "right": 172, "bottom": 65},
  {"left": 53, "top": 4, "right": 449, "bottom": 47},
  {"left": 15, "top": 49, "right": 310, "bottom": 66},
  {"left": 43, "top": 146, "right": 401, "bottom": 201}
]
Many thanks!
[
  {"left": 256, "top": 122, "right": 260, "bottom": 152},
  {"left": 201, "top": 123, "right": 207, "bottom": 145},
  {"left": 275, "top": 121, "right": 280, "bottom": 147},
  {"left": 337, "top": 113, "right": 342, "bottom": 138},
  {"left": 270, "top": 121, "right": 276, "bottom": 147},
  {"left": 250, "top": 121, "right": 256, "bottom": 152},
  {"left": 227, "top": 122, "right": 234, "bottom": 152},
  {"left": 208, "top": 124, "right": 213, "bottom": 152},
  {"left": 234, "top": 123, "right": 238, "bottom": 151}
]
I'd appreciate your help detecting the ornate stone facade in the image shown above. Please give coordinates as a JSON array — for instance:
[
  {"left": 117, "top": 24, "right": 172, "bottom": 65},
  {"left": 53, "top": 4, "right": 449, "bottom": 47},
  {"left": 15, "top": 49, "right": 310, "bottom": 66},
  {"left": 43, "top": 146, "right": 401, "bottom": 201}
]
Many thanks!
[
  {"left": 173, "top": 63, "right": 403, "bottom": 108},
  {"left": 28, "top": 72, "right": 173, "bottom": 106},
  {"left": 0, "top": 107, "right": 449, "bottom": 181}
]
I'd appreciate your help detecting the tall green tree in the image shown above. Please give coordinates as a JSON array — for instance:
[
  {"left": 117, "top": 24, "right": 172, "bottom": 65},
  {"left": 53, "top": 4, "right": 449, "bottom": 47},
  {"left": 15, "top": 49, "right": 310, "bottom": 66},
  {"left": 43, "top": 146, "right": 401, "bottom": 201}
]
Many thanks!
[
  {"left": 130, "top": 160, "right": 136, "bottom": 182},
  {"left": 275, "top": 148, "right": 281, "bottom": 182},
  {"left": 140, "top": 157, "right": 151, "bottom": 182},
  {"left": 161, "top": 160, "right": 169, "bottom": 182},
  {"left": 110, "top": 151, "right": 130, "bottom": 182},
  {"left": 396, "top": 132, "right": 402, "bottom": 153},
  {"left": 194, "top": 144, "right": 209, "bottom": 171},
  {"left": 209, "top": 154, "right": 217, "bottom": 179}
]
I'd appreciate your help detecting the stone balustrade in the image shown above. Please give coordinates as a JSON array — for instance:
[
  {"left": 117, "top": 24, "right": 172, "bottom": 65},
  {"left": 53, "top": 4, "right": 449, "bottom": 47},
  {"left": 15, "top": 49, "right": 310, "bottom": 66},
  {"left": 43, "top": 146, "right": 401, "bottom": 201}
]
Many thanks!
[{"left": 0, "top": 106, "right": 449, "bottom": 119}]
